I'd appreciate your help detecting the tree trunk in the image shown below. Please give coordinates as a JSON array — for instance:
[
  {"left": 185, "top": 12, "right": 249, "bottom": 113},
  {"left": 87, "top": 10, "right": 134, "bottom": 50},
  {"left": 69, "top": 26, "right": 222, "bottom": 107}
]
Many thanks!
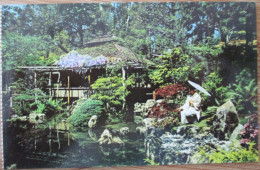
[
  {"left": 56, "top": 43, "right": 68, "bottom": 53},
  {"left": 78, "top": 25, "right": 84, "bottom": 47}
]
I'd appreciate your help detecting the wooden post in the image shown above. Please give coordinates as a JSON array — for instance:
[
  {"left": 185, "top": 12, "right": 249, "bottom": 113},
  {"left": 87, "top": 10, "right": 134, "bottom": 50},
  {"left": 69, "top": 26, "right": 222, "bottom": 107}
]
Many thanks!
[
  {"left": 34, "top": 72, "right": 37, "bottom": 89},
  {"left": 67, "top": 75, "right": 70, "bottom": 105},
  {"left": 57, "top": 72, "right": 60, "bottom": 98},
  {"left": 49, "top": 72, "right": 52, "bottom": 96},
  {"left": 88, "top": 74, "right": 91, "bottom": 98},
  {"left": 68, "top": 132, "right": 70, "bottom": 146},
  {"left": 88, "top": 74, "right": 91, "bottom": 84},
  {"left": 57, "top": 131, "right": 60, "bottom": 149},
  {"left": 34, "top": 72, "right": 38, "bottom": 103}
]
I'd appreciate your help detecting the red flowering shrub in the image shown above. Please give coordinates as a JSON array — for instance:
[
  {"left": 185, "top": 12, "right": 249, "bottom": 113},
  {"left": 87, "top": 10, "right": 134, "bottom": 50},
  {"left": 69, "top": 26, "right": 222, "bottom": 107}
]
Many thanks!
[
  {"left": 154, "top": 84, "right": 186, "bottom": 100},
  {"left": 148, "top": 101, "right": 174, "bottom": 118},
  {"left": 240, "top": 114, "right": 258, "bottom": 148}
]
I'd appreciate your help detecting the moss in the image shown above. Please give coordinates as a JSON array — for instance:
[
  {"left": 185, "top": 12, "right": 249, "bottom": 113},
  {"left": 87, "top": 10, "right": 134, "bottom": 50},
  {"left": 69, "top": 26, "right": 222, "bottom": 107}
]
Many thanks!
[
  {"left": 79, "top": 43, "right": 118, "bottom": 58},
  {"left": 194, "top": 119, "right": 208, "bottom": 127}
]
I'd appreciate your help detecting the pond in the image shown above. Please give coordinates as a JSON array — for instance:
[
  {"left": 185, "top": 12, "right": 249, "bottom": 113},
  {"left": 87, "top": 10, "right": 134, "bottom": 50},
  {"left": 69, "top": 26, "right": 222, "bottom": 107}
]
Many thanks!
[{"left": 4, "top": 121, "right": 147, "bottom": 169}]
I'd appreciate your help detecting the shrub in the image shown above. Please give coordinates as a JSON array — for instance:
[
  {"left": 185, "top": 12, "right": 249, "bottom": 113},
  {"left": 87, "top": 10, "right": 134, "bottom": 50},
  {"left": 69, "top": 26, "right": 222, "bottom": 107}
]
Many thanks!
[
  {"left": 208, "top": 143, "right": 258, "bottom": 163},
  {"left": 154, "top": 84, "right": 186, "bottom": 100},
  {"left": 91, "top": 75, "right": 134, "bottom": 118},
  {"left": 144, "top": 157, "right": 160, "bottom": 165},
  {"left": 149, "top": 101, "right": 175, "bottom": 119},
  {"left": 68, "top": 99, "right": 104, "bottom": 128},
  {"left": 154, "top": 116, "right": 180, "bottom": 129},
  {"left": 240, "top": 114, "right": 258, "bottom": 148}
]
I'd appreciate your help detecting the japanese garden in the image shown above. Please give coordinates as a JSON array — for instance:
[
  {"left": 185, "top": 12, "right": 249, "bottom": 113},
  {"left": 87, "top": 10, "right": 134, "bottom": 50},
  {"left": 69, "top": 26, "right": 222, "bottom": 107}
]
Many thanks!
[{"left": 2, "top": 2, "right": 258, "bottom": 169}]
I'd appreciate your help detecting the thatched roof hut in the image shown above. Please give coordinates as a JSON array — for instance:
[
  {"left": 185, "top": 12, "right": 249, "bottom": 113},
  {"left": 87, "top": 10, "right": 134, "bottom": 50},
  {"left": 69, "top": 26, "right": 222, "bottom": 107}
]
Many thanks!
[{"left": 55, "top": 36, "right": 154, "bottom": 73}]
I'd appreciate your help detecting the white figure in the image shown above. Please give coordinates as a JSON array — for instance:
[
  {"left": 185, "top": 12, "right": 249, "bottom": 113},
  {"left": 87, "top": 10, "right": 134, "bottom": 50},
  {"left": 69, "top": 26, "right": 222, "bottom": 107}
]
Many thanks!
[{"left": 177, "top": 89, "right": 202, "bottom": 124}]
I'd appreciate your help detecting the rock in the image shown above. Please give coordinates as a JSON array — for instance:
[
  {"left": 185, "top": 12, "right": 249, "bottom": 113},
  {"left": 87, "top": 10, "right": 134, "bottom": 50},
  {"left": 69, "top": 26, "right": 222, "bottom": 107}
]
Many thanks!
[
  {"left": 156, "top": 99, "right": 165, "bottom": 104},
  {"left": 159, "top": 132, "right": 194, "bottom": 164},
  {"left": 145, "top": 99, "right": 155, "bottom": 110},
  {"left": 213, "top": 100, "right": 239, "bottom": 140},
  {"left": 140, "top": 111, "right": 149, "bottom": 117},
  {"left": 88, "top": 115, "right": 98, "bottom": 128},
  {"left": 175, "top": 125, "right": 200, "bottom": 138},
  {"left": 134, "top": 116, "right": 144, "bottom": 125},
  {"left": 134, "top": 102, "right": 145, "bottom": 113},
  {"left": 120, "top": 127, "right": 129, "bottom": 136},
  {"left": 98, "top": 129, "right": 124, "bottom": 145},
  {"left": 98, "top": 129, "right": 113, "bottom": 145},
  {"left": 112, "top": 136, "right": 124, "bottom": 145},
  {"left": 230, "top": 124, "right": 244, "bottom": 142},
  {"left": 146, "top": 127, "right": 164, "bottom": 138},
  {"left": 143, "top": 118, "right": 156, "bottom": 128},
  {"left": 145, "top": 135, "right": 162, "bottom": 162},
  {"left": 159, "top": 126, "right": 233, "bottom": 165},
  {"left": 136, "top": 126, "right": 147, "bottom": 136},
  {"left": 29, "top": 113, "right": 45, "bottom": 123}
]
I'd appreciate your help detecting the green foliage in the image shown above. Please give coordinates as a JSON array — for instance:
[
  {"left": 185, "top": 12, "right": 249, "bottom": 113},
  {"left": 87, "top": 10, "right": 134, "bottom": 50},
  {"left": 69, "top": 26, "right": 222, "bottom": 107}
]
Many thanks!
[
  {"left": 208, "top": 143, "right": 258, "bottom": 163},
  {"left": 144, "top": 157, "right": 160, "bottom": 165},
  {"left": 226, "top": 69, "right": 257, "bottom": 114},
  {"left": 68, "top": 99, "right": 104, "bottom": 128},
  {"left": 2, "top": 32, "right": 60, "bottom": 72},
  {"left": 192, "top": 147, "right": 208, "bottom": 163},
  {"left": 155, "top": 116, "right": 180, "bottom": 130},
  {"left": 10, "top": 78, "right": 66, "bottom": 119},
  {"left": 202, "top": 70, "right": 231, "bottom": 106},
  {"left": 91, "top": 75, "right": 134, "bottom": 117},
  {"left": 35, "top": 102, "right": 45, "bottom": 114},
  {"left": 149, "top": 47, "right": 203, "bottom": 85}
]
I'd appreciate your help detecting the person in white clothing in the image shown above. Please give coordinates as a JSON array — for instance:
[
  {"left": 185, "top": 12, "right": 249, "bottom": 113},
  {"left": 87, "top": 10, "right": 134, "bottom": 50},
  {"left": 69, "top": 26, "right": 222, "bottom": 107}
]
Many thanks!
[{"left": 176, "top": 87, "right": 202, "bottom": 124}]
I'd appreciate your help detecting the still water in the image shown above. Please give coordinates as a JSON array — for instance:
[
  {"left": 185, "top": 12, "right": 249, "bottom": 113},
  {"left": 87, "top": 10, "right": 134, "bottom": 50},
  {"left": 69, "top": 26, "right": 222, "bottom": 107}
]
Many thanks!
[{"left": 4, "top": 121, "right": 147, "bottom": 169}]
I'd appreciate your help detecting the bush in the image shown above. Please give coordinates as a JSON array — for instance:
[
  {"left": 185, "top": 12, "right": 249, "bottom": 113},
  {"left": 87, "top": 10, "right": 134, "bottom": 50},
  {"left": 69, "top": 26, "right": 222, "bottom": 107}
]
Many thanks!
[
  {"left": 155, "top": 116, "right": 180, "bottom": 129},
  {"left": 91, "top": 75, "right": 134, "bottom": 114},
  {"left": 240, "top": 114, "right": 258, "bottom": 148},
  {"left": 154, "top": 84, "right": 186, "bottom": 100},
  {"left": 68, "top": 99, "right": 104, "bottom": 128},
  {"left": 208, "top": 143, "right": 258, "bottom": 163},
  {"left": 149, "top": 101, "right": 175, "bottom": 119}
]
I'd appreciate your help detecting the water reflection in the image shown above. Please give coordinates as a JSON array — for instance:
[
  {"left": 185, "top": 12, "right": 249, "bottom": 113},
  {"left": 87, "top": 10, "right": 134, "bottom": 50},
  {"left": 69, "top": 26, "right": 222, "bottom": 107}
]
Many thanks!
[{"left": 5, "top": 121, "right": 146, "bottom": 169}]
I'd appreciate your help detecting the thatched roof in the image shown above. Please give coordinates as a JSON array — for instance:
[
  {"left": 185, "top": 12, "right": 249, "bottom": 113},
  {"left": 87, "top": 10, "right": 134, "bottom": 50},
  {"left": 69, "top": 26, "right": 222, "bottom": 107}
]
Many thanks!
[
  {"left": 85, "top": 35, "right": 117, "bottom": 47},
  {"left": 56, "top": 39, "right": 154, "bottom": 72}
]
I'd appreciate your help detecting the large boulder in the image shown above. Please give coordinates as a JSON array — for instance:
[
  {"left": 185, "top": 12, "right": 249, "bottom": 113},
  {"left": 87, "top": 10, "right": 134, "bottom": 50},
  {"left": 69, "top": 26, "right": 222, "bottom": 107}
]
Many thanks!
[
  {"left": 98, "top": 129, "right": 123, "bottom": 145},
  {"left": 88, "top": 115, "right": 98, "bottom": 128},
  {"left": 159, "top": 126, "right": 231, "bottom": 165},
  {"left": 174, "top": 125, "right": 211, "bottom": 139},
  {"left": 145, "top": 99, "right": 155, "bottom": 110},
  {"left": 120, "top": 127, "right": 129, "bottom": 136},
  {"left": 144, "top": 128, "right": 162, "bottom": 162},
  {"left": 134, "top": 102, "right": 145, "bottom": 113},
  {"left": 213, "top": 100, "right": 239, "bottom": 140},
  {"left": 136, "top": 126, "right": 147, "bottom": 137},
  {"left": 143, "top": 118, "right": 156, "bottom": 128},
  {"left": 98, "top": 129, "right": 113, "bottom": 145},
  {"left": 230, "top": 124, "right": 244, "bottom": 142}
]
